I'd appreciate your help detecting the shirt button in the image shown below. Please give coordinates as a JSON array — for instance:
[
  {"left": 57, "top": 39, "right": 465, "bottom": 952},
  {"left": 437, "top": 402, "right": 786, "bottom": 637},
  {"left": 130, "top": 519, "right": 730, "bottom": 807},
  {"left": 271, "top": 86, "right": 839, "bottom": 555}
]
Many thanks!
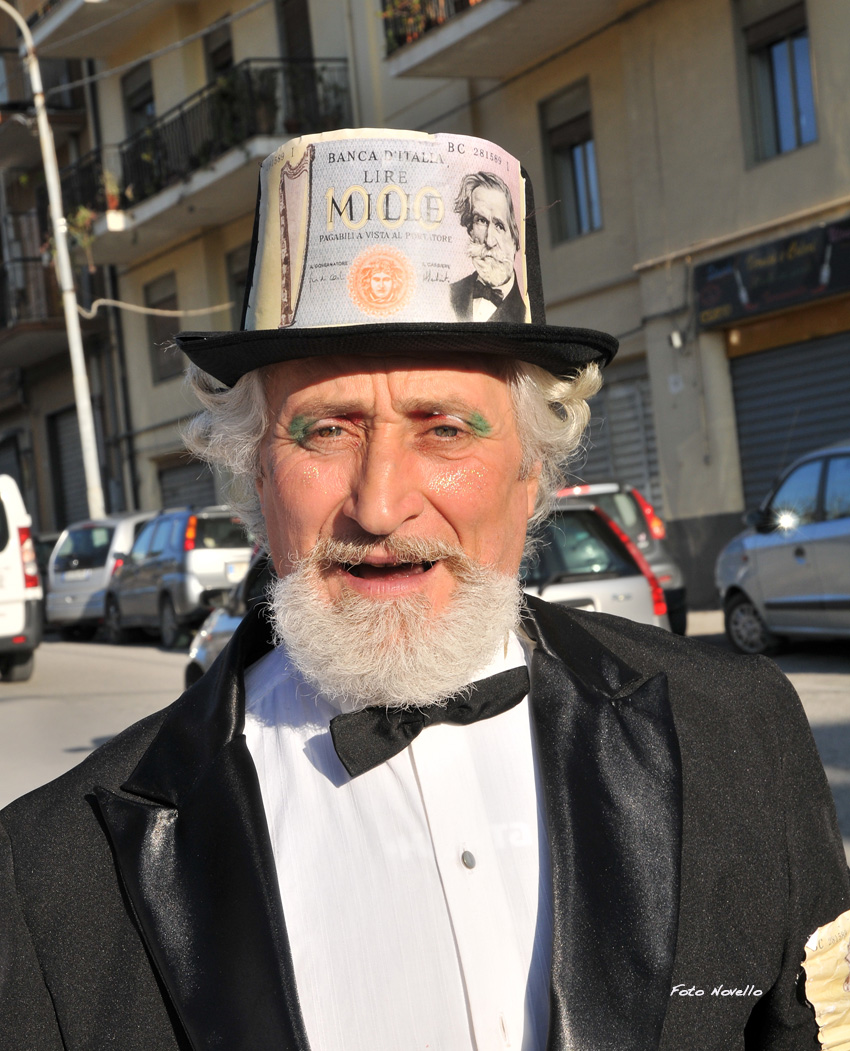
[{"left": 461, "top": 850, "right": 476, "bottom": 869}]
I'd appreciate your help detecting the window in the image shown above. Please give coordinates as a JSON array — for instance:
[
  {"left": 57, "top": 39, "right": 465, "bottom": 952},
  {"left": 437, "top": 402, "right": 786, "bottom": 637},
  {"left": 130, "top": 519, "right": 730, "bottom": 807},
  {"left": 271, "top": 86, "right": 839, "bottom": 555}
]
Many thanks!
[
  {"left": 540, "top": 80, "right": 602, "bottom": 243},
  {"left": 824, "top": 457, "right": 850, "bottom": 521},
  {"left": 122, "top": 61, "right": 155, "bottom": 136},
  {"left": 144, "top": 272, "right": 184, "bottom": 383},
  {"left": 226, "top": 243, "right": 251, "bottom": 329},
  {"left": 742, "top": 1, "right": 817, "bottom": 160},
  {"left": 204, "top": 19, "right": 234, "bottom": 79},
  {"left": 130, "top": 520, "right": 157, "bottom": 564},
  {"left": 768, "top": 459, "right": 822, "bottom": 529}
]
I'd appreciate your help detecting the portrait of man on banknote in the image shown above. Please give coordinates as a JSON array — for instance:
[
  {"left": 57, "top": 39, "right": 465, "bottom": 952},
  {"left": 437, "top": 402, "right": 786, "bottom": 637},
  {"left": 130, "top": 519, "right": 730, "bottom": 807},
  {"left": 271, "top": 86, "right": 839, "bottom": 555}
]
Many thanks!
[{"left": 450, "top": 170, "right": 527, "bottom": 323}]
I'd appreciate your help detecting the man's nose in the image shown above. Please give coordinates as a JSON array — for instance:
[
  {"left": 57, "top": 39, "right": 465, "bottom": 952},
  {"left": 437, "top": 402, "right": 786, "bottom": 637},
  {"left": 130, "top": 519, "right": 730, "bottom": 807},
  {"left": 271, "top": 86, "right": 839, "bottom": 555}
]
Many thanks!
[
  {"left": 342, "top": 435, "right": 425, "bottom": 536},
  {"left": 483, "top": 221, "right": 497, "bottom": 248}
]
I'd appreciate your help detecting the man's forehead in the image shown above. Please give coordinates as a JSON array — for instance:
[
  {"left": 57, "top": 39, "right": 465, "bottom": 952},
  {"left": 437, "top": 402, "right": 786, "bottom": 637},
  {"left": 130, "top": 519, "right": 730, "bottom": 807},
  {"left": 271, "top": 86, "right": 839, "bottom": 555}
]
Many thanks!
[{"left": 263, "top": 353, "right": 513, "bottom": 406}]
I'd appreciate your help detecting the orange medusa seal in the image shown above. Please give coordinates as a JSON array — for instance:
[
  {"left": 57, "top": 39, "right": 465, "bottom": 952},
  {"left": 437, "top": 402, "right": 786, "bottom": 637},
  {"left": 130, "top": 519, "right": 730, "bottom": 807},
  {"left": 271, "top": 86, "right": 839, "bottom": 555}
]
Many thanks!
[{"left": 347, "top": 246, "right": 415, "bottom": 318}]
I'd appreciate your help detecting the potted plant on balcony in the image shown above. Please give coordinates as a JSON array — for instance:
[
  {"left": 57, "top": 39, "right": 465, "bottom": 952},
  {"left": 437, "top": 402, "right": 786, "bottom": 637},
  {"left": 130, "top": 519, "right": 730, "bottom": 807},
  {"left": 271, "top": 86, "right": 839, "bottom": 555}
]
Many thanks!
[
  {"left": 102, "top": 169, "right": 121, "bottom": 211},
  {"left": 42, "top": 206, "right": 97, "bottom": 274}
]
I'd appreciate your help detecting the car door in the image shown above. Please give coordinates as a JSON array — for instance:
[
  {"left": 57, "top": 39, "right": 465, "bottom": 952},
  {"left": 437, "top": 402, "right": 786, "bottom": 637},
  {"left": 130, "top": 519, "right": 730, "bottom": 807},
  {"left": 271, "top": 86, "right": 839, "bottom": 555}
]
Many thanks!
[
  {"left": 812, "top": 454, "right": 850, "bottom": 632},
  {"left": 117, "top": 519, "right": 157, "bottom": 622},
  {"left": 750, "top": 458, "right": 825, "bottom": 632},
  {"left": 135, "top": 516, "right": 178, "bottom": 625}
]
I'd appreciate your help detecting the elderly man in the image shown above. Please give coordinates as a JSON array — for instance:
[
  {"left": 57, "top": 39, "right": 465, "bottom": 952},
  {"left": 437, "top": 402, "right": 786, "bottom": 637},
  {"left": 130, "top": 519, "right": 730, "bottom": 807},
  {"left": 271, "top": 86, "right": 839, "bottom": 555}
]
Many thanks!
[
  {"left": 1, "top": 129, "right": 848, "bottom": 1051},
  {"left": 450, "top": 170, "right": 527, "bottom": 323}
]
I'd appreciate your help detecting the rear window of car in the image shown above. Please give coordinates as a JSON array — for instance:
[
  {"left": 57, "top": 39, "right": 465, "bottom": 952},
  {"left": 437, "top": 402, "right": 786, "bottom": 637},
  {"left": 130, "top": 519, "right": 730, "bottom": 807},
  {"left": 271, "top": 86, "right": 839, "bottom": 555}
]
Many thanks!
[
  {"left": 194, "top": 516, "right": 251, "bottom": 549},
  {"left": 587, "top": 492, "right": 643, "bottom": 538},
  {"left": 53, "top": 525, "right": 115, "bottom": 571},
  {"left": 522, "top": 509, "right": 638, "bottom": 587}
]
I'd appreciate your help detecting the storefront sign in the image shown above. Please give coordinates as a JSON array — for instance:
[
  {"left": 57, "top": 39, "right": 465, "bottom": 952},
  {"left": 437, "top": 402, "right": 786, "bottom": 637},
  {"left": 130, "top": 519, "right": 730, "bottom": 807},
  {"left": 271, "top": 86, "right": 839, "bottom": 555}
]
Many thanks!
[{"left": 695, "top": 216, "right": 850, "bottom": 328}]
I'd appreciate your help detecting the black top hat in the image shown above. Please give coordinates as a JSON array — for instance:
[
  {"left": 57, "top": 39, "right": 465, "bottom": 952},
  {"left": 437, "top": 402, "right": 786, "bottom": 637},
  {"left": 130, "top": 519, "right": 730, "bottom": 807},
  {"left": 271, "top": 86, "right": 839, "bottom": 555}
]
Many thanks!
[{"left": 176, "top": 129, "right": 617, "bottom": 387}]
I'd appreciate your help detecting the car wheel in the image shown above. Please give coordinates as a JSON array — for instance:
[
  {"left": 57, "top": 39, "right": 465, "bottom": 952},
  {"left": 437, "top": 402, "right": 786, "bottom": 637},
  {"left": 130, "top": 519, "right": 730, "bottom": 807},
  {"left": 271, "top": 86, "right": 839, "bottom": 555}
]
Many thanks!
[
  {"left": 667, "top": 604, "right": 687, "bottom": 636},
  {"left": 105, "top": 598, "right": 128, "bottom": 645},
  {"left": 184, "top": 662, "right": 204, "bottom": 690},
  {"left": 0, "top": 651, "right": 34, "bottom": 682},
  {"left": 159, "top": 597, "right": 183, "bottom": 650},
  {"left": 60, "top": 625, "right": 97, "bottom": 642},
  {"left": 724, "top": 593, "right": 780, "bottom": 655}
]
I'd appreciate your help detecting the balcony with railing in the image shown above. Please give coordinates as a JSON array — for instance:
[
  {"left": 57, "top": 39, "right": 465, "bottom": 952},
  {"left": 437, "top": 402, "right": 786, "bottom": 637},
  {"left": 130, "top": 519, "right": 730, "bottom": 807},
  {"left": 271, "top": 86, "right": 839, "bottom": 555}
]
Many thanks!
[
  {"left": 53, "top": 57, "right": 352, "bottom": 264},
  {"left": 381, "top": 0, "right": 636, "bottom": 79},
  {"left": 0, "top": 49, "right": 85, "bottom": 167},
  {"left": 0, "top": 208, "right": 106, "bottom": 368},
  {"left": 0, "top": 209, "right": 64, "bottom": 366}
]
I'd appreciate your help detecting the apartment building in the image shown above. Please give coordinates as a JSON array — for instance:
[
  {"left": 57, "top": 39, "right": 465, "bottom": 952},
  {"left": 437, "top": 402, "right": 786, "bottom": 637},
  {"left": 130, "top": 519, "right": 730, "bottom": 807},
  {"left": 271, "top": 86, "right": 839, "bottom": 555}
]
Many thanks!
[
  {"left": 4, "top": 0, "right": 848, "bottom": 605},
  {"left": 3, "top": 0, "right": 352, "bottom": 527},
  {"left": 346, "top": 0, "right": 850, "bottom": 603},
  {"left": 0, "top": 16, "right": 112, "bottom": 528}
]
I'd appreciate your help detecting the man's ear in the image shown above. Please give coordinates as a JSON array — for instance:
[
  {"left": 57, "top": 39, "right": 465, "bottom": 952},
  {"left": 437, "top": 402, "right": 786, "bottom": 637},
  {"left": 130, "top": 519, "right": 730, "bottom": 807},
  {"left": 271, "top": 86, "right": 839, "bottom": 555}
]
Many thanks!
[
  {"left": 525, "top": 461, "right": 542, "bottom": 520},
  {"left": 255, "top": 466, "right": 266, "bottom": 515}
]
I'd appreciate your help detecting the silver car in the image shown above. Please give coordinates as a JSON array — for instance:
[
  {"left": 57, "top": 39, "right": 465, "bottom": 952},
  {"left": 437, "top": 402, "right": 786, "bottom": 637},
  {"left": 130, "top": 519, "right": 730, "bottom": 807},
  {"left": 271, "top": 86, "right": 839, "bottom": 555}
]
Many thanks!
[
  {"left": 46, "top": 512, "right": 154, "bottom": 639},
  {"left": 716, "top": 439, "right": 850, "bottom": 654},
  {"left": 107, "top": 507, "right": 253, "bottom": 649},
  {"left": 185, "top": 504, "right": 670, "bottom": 688}
]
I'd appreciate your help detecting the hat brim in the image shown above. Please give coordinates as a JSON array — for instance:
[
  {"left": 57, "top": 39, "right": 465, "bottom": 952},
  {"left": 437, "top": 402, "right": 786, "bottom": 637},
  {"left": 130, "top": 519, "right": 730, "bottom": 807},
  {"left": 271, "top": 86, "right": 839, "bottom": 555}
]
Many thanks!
[{"left": 175, "top": 322, "right": 618, "bottom": 388}]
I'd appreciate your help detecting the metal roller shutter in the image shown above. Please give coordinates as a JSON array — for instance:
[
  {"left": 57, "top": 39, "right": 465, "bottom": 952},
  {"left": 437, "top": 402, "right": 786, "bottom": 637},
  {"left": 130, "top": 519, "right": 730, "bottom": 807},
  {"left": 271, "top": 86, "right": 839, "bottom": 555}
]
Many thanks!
[
  {"left": 158, "top": 461, "right": 218, "bottom": 509},
  {"left": 50, "top": 408, "right": 89, "bottom": 527},
  {"left": 575, "top": 357, "right": 663, "bottom": 510},
  {"left": 731, "top": 332, "right": 850, "bottom": 510}
]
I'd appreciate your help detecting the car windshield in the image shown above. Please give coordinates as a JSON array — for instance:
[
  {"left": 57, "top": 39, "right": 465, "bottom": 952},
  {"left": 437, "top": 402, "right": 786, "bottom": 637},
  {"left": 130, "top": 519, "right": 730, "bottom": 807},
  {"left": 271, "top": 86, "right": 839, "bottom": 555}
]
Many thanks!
[
  {"left": 194, "top": 516, "right": 251, "bottom": 549},
  {"left": 522, "top": 509, "right": 637, "bottom": 586},
  {"left": 53, "top": 525, "right": 115, "bottom": 571}
]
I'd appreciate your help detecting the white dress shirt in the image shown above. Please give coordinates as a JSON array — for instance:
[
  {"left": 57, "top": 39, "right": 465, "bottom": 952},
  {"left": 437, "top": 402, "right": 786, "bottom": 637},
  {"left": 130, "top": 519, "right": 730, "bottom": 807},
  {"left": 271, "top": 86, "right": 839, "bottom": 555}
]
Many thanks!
[
  {"left": 244, "top": 632, "right": 552, "bottom": 1051},
  {"left": 472, "top": 273, "right": 516, "bottom": 322}
]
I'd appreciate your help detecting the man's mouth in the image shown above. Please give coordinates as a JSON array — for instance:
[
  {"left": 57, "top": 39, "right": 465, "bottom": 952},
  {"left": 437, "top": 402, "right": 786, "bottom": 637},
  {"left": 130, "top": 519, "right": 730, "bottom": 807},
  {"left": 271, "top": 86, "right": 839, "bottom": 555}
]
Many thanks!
[{"left": 342, "top": 560, "right": 437, "bottom": 579}]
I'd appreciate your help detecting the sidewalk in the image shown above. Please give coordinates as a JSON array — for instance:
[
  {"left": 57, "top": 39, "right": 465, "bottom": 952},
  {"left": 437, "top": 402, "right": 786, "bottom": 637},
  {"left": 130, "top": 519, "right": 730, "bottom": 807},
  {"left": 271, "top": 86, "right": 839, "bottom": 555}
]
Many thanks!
[{"left": 685, "top": 609, "right": 725, "bottom": 644}]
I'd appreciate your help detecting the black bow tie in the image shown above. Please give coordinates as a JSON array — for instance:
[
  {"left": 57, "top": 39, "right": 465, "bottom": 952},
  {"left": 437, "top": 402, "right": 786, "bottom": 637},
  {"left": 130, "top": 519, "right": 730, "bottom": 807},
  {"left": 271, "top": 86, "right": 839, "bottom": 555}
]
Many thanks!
[
  {"left": 473, "top": 280, "right": 505, "bottom": 305},
  {"left": 329, "top": 665, "right": 530, "bottom": 778}
]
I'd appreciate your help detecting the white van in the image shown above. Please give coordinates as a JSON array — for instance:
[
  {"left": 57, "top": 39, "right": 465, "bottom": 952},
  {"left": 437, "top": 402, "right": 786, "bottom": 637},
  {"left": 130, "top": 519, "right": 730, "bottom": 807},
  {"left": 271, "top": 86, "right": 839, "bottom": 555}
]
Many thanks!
[{"left": 0, "top": 474, "right": 43, "bottom": 681}]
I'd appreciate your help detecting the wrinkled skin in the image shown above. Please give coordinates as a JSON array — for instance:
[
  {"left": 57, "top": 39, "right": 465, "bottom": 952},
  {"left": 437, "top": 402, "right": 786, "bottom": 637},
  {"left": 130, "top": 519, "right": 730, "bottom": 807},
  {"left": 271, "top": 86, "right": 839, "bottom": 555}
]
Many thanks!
[{"left": 256, "top": 354, "right": 539, "bottom": 616}]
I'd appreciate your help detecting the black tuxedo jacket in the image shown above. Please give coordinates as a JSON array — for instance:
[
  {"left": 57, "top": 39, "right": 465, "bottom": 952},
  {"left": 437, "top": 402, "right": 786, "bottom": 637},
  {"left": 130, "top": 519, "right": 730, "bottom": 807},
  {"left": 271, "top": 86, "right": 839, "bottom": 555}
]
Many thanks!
[
  {"left": 449, "top": 270, "right": 528, "bottom": 323},
  {"left": 2, "top": 599, "right": 847, "bottom": 1051}
]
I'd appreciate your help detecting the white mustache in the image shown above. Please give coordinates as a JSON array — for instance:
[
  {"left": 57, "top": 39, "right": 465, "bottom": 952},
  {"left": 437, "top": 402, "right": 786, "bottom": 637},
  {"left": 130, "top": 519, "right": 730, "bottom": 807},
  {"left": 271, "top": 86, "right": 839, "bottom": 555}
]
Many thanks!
[{"left": 468, "top": 239, "right": 514, "bottom": 266}]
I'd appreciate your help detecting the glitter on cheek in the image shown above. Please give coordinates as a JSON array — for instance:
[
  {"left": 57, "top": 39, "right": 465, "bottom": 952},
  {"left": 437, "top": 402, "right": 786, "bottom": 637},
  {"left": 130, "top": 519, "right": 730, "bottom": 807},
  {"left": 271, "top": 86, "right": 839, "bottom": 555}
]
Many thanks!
[{"left": 427, "top": 465, "right": 489, "bottom": 496}]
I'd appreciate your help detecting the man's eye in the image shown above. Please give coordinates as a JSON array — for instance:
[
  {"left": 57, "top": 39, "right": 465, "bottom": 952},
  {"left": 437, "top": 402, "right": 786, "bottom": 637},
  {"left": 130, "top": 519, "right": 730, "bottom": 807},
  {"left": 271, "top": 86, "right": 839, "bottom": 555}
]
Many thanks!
[
  {"left": 311, "top": 425, "right": 344, "bottom": 439},
  {"left": 433, "top": 424, "right": 460, "bottom": 438}
]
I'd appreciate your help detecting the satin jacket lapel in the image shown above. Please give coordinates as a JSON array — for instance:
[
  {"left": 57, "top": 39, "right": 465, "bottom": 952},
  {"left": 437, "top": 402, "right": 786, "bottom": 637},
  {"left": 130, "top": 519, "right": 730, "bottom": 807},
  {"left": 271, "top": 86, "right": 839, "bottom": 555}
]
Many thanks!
[
  {"left": 93, "top": 606, "right": 311, "bottom": 1051},
  {"left": 523, "top": 598, "right": 682, "bottom": 1051}
]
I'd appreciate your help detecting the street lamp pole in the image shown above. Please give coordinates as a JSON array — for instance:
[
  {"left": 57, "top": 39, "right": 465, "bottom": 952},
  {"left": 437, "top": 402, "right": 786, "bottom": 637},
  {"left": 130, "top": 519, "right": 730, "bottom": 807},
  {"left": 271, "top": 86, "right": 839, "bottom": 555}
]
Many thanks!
[{"left": 0, "top": 0, "right": 105, "bottom": 519}]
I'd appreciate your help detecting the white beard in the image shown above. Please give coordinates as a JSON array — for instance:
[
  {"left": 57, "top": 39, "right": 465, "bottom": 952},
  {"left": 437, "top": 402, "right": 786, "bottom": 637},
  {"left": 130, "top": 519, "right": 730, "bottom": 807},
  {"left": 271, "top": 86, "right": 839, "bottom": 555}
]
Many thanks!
[
  {"left": 268, "top": 536, "right": 523, "bottom": 713},
  {"left": 468, "top": 238, "right": 515, "bottom": 288}
]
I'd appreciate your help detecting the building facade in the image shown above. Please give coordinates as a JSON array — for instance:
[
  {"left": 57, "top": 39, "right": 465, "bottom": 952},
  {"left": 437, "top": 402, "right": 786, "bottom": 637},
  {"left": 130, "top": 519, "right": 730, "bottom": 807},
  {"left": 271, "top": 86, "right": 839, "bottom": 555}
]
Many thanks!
[
  {"left": 4, "top": 0, "right": 848, "bottom": 605},
  {"left": 346, "top": 0, "right": 850, "bottom": 604},
  {"left": 3, "top": 0, "right": 353, "bottom": 528}
]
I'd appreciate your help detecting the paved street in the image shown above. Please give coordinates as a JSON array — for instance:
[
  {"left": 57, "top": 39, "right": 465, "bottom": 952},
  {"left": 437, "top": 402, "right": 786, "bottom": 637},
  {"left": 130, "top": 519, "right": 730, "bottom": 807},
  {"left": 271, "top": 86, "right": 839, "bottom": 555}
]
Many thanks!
[
  {"left": 1, "top": 621, "right": 848, "bottom": 867},
  {"left": 0, "top": 635, "right": 185, "bottom": 807}
]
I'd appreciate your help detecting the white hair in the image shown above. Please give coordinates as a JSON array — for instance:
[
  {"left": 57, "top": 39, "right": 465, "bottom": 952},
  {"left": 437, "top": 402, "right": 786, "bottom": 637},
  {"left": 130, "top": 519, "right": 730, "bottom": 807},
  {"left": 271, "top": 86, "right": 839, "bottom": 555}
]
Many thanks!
[{"left": 183, "top": 356, "right": 602, "bottom": 544}]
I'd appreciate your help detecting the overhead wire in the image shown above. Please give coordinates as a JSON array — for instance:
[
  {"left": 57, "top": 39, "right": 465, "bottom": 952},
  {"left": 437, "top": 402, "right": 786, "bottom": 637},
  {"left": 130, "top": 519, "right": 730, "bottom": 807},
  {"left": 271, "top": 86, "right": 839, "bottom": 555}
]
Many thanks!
[
  {"left": 43, "top": 0, "right": 274, "bottom": 98},
  {"left": 77, "top": 298, "right": 233, "bottom": 320},
  {"left": 37, "top": 0, "right": 160, "bottom": 54}
]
